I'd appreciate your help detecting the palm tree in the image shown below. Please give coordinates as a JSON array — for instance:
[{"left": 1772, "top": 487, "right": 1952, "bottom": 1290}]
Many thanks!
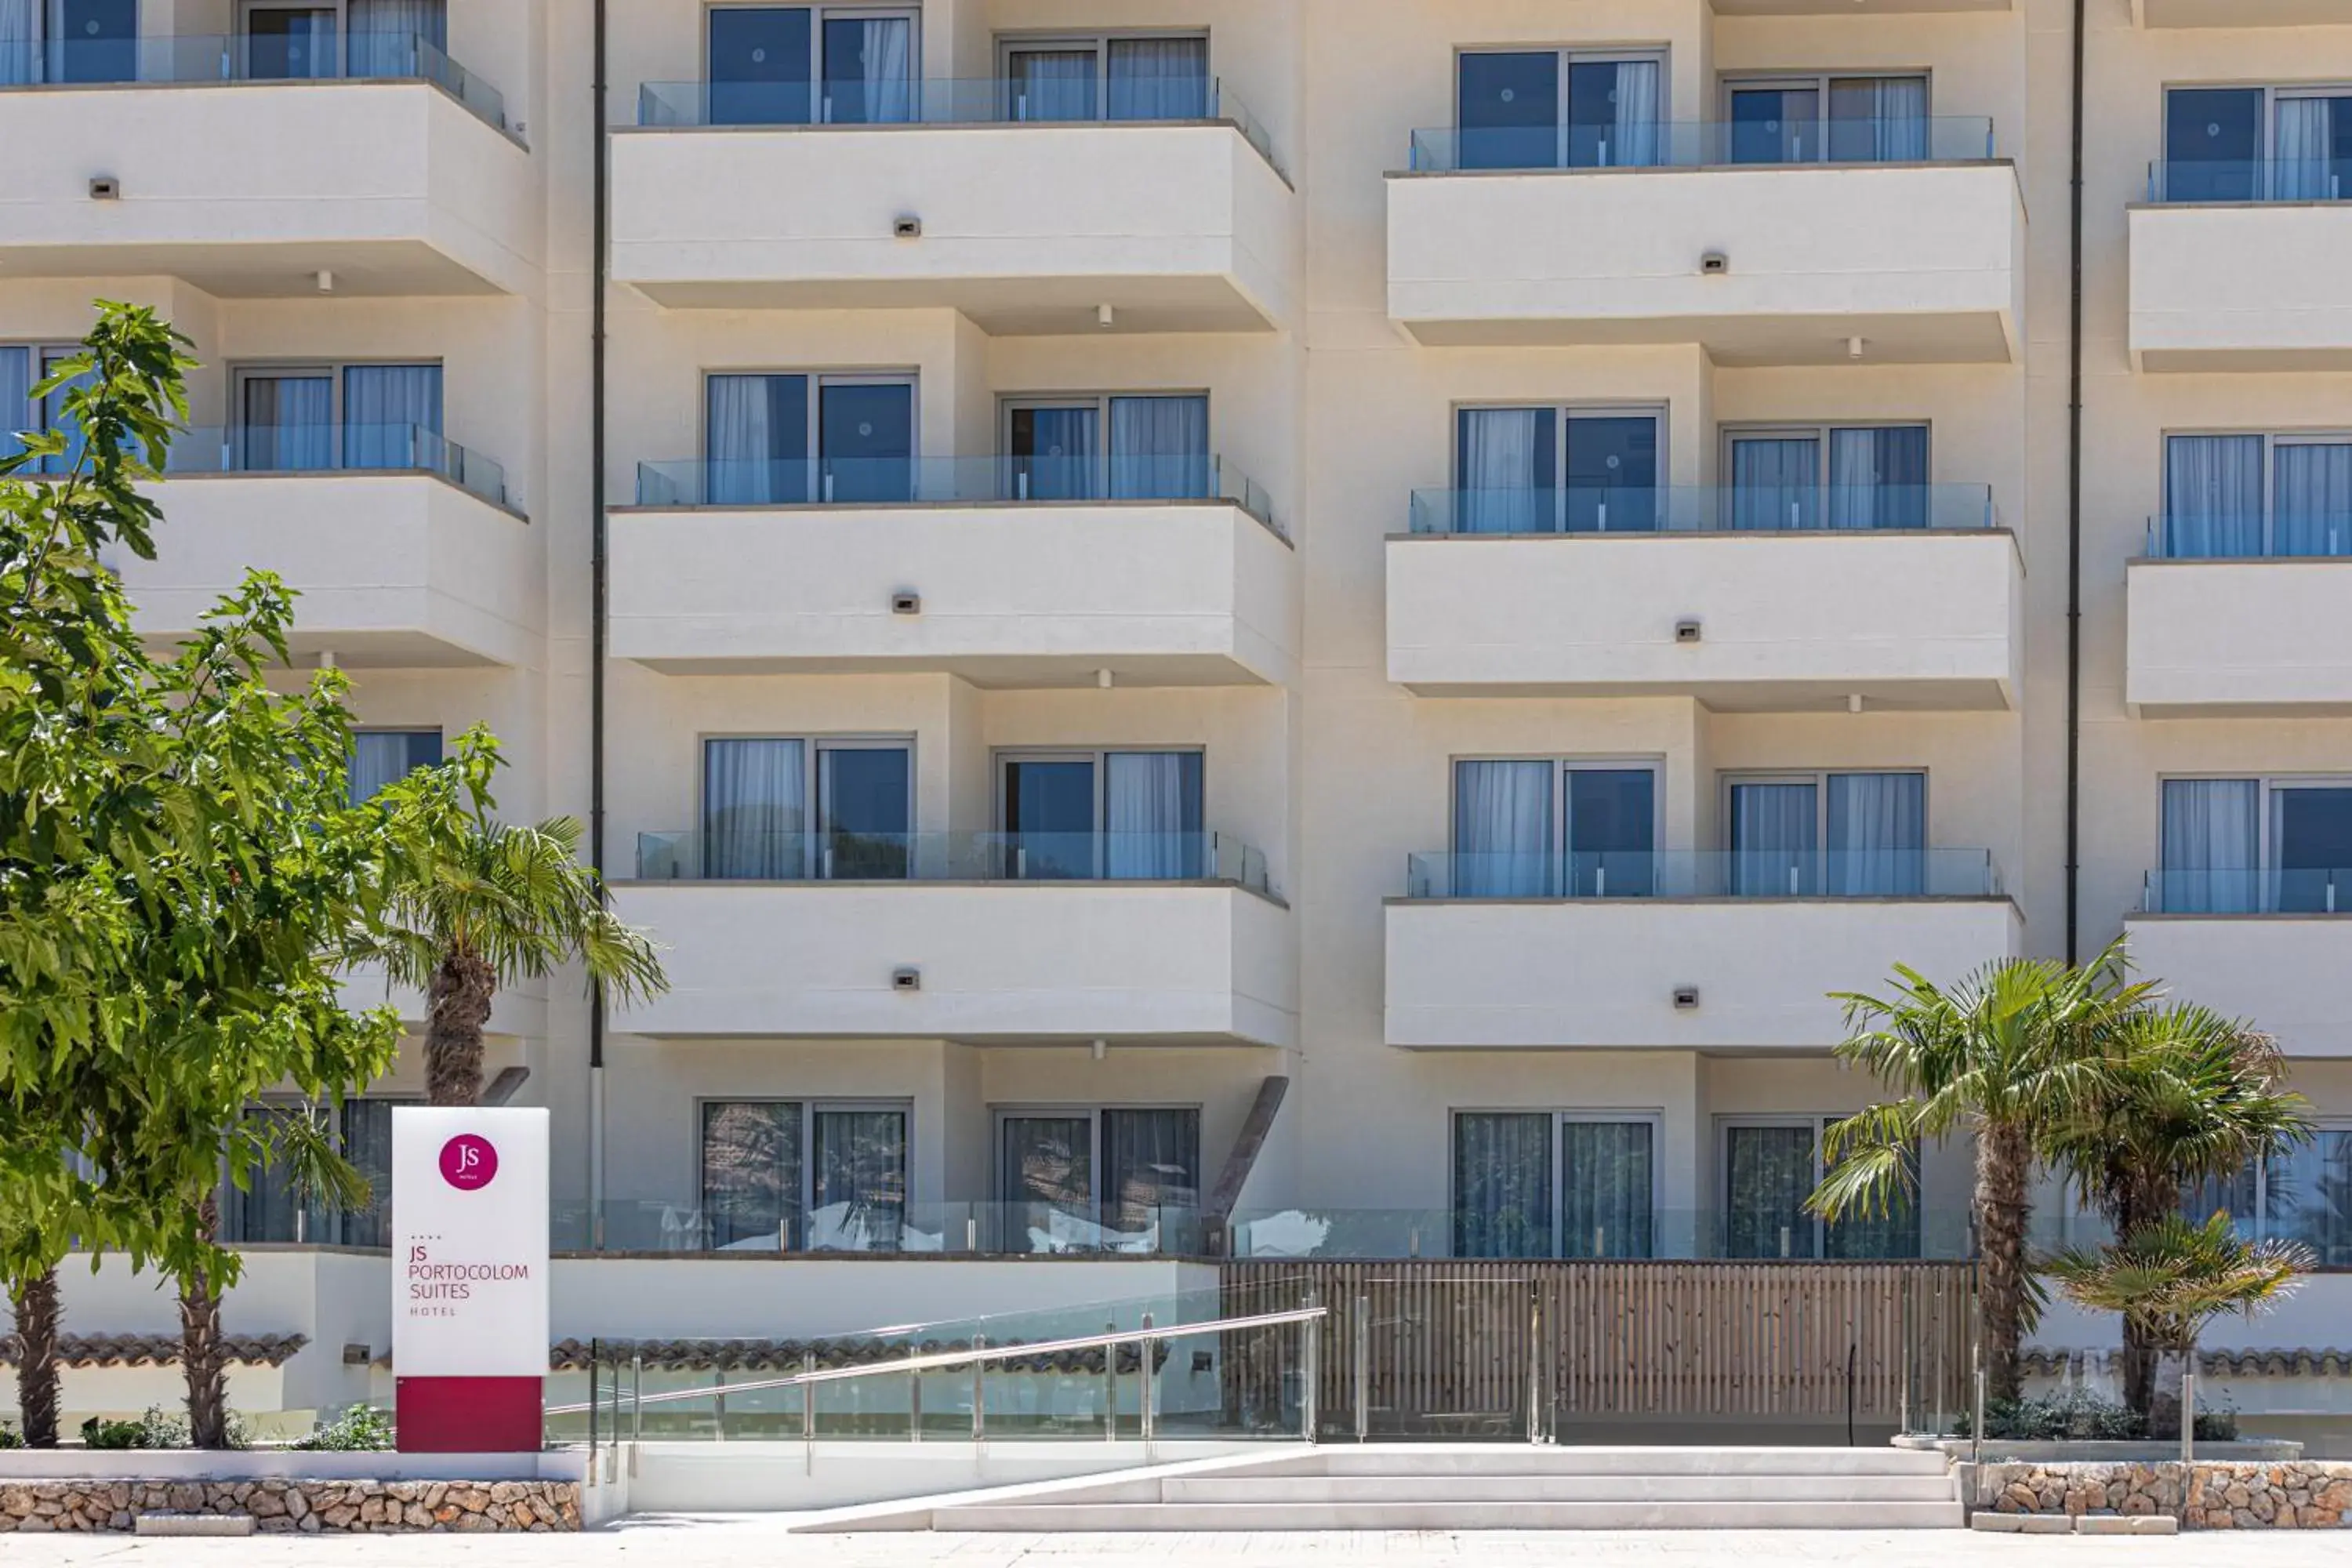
[
  {"left": 2046, "top": 1212, "right": 2309, "bottom": 1438},
  {"left": 1808, "top": 945, "right": 2151, "bottom": 1403},
  {"left": 2043, "top": 1002, "right": 2312, "bottom": 1420},
  {"left": 367, "top": 771, "right": 666, "bottom": 1106},
  {"left": 7, "top": 1265, "right": 60, "bottom": 1447}
]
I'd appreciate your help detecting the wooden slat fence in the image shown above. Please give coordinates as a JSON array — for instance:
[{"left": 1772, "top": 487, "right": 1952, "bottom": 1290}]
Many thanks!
[{"left": 1223, "top": 1260, "right": 1976, "bottom": 1437}]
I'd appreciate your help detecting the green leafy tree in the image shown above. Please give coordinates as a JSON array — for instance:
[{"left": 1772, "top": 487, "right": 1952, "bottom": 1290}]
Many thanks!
[
  {"left": 2044, "top": 1003, "right": 2311, "bottom": 1420},
  {"left": 1806, "top": 946, "right": 2151, "bottom": 1403},
  {"left": 0, "top": 303, "right": 470, "bottom": 1446},
  {"left": 356, "top": 761, "right": 665, "bottom": 1108},
  {"left": 2047, "top": 1213, "right": 2309, "bottom": 1439}
]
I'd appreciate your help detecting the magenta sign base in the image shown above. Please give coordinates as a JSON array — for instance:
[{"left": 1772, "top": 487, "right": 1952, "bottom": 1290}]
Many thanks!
[{"left": 397, "top": 1376, "right": 544, "bottom": 1453}]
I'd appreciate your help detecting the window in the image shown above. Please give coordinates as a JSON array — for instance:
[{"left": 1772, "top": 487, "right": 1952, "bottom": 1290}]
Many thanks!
[
  {"left": 1450, "top": 758, "right": 1659, "bottom": 898},
  {"left": 1002, "top": 393, "right": 1211, "bottom": 502},
  {"left": 2183, "top": 1127, "right": 2352, "bottom": 1267},
  {"left": 220, "top": 1098, "right": 397, "bottom": 1247},
  {"left": 998, "top": 749, "right": 1204, "bottom": 880},
  {"left": 700, "top": 1100, "right": 909, "bottom": 1251},
  {"left": 1722, "top": 1117, "right": 1918, "bottom": 1260},
  {"left": 1723, "top": 74, "right": 1929, "bottom": 165},
  {"left": 1726, "top": 771, "right": 1927, "bottom": 897},
  {"left": 1456, "top": 48, "right": 1665, "bottom": 171},
  {"left": 2162, "top": 433, "right": 2352, "bottom": 559},
  {"left": 232, "top": 362, "right": 443, "bottom": 473},
  {"left": 348, "top": 729, "right": 442, "bottom": 805},
  {"left": 997, "top": 1106, "right": 1200, "bottom": 1252},
  {"left": 699, "top": 735, "right": 912, "bottom": 881},
  {"left": 0, "top": 343, "right": 90, "bottom": 474},
  {"left": 1452, "top": 404, "right": 1663, "bottom": 534},
  {"left": 2159, "top": 777, "right": 2352, "bottom": 914},
  {"left": 703, "top": 372, "right": 914, "bottom": 504},
  {"left": 705, "top": 5, "right": 916, "bottom": 126},
  {"left": 1001, "top": 32, "right": 1209, "bottom": 123},
  {"left": 1724, "top": 424, "right": 1931, "bottom": 532},
  {"left": 0, "top": 0, "right": 140, "bottom": 85},
  {"left": 2164, "top": 85, "right": 2352, "bottom": 202},
  {"left": 1454, "top": 1111, "right": 1661, "bottom": 1260}
]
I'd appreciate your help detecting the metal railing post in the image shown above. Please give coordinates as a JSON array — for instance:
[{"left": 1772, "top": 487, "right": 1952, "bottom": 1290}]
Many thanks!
[
  {"left": 2182, "top": 1367, "right": 2196, "bottom": 1466},
  {"left": 972, "top": 1336, "right": 986, "bottom": 1449},
  {"left": 1353, "top": 1295, "right": 1371, "bottom": 1443},
  {"left": 1140, "top": 1314, "right": 1156, "bottom": 1461},
  {"left": 586, "top": 1339, "right": 598, "bottom": 1463},
  {"left": 711, "top": 1365, "right": 727, "bottom": 1443},
  {"left": 802, "top": 1351, "right": 816, "bottom": 1475},
  {"left": 1526, "top": 1287, "right": 1543, "bottom": 1446},
  {"left": 1301, "top": 1292, "right": 1319, "bottom": 1445},
  {"left": 1972, "top": 1356, "right": 1986, "bottom": 1469},
  {"left": 1105, "top": 1322, "right": 1119, "bottom": 1443},
  {"left": 909, "top": 1362, "right": 923, "bottom": 1443}
]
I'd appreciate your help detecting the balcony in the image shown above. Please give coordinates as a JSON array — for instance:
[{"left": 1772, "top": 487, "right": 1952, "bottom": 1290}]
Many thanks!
[
  {"left": 2128, "top": 873, "right": 2352, "bottom": 1059},
  {"left": 610, "top": 457, "right": 1295, "bottom": 687},
  {"left": 0, "top": 34, "right": 532, "bottom": 296},
  {"left": 1388, "top": 122, "right": 2021, "bottom": 363},
  {"left": 609, "top": 833, "right": 1295, "bottom": 1047},
  {"left": 2128, "top": 524, "right": 2352, "bottom": 715},
  {"left": 118, "top": 425, "right": 535, "bottom": 668},
  {"left": 2132, "top": 165, "right": 2352, "bottom": 369},
  {"left": 1387, "top": 486, "right": 2020, "bottom": 710},
  {"left": 610, "top": 78, "right": 1296, "bottom": 332},
  {"left": 1385, "top": 851, "right": 2019, "bottom": 1049}
]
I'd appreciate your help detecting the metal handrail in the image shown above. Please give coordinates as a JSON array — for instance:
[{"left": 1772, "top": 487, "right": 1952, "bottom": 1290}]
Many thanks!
[{"left": 550, "top": 1303, "right": 1327, "bottom": 1417}]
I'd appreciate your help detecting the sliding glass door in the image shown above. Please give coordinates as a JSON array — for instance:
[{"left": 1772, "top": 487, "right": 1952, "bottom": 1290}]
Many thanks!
[
  {"left": 1453, "top": 759, "right": 1657, "bottom": 898},
  {"left": 1000, "top": 1107, "right": 1200, "bottom": 1252},
  {"left": 235, "top": 362, "right": 441, "bottom": 473},
  {"left": 706, "top": 5, "right": 915, "bottom": 126},
  {"left": 1004, "top": 34, "right": 1208, "bottom": 123},
  {"left": 1456, "top": 49, "right": 1663, "bottom": 171},
  {"left": 1727, "top": 75, "right": 1927, "bottom": 165},
  {"left": 1729, "top": 771, "right": 1926, "bottom": 897},
  {"left": 1454, "top": 1112, "right": 1660, "bottom": 1260},
  {"left": 702, "top": 736, "right": 910, "bottom": 881},
  {"left": 1724, "top": 1120, "right": 1918, "bottom": 1260},
  {"left": 2165, "top": 85, "right": 2352, "bottom": 201},
  {"left": 1000, "top": 750, "right": 1205, "bottom": 880},
  {"left": 2165, "top": 434, "right": 2352, "bottom": 559},
  {"left": 1727, "top": 425, "right": 1929, "bottom": 532},
  {"left": 2163, "top": 777, "right": 2352, "bottom": 913},
  {"left": 705, "top": 372, "right": 913, "bottom": 505},
  {"left": 242, "top": 3, "right": 337, "bottom": 79},
  {"left": 1454, "top": 405, "right": 1661, "bottom": 535},
  {"left": 1006, "top": 394, "right": 1210, "bottom": 502},
  {"left": 701, "top": 1100, "right": 909, "bottom": 1251}
]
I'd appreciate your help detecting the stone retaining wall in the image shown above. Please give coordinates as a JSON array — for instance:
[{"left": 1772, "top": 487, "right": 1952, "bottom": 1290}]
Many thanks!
[
  {"left": 1978, "top": 1462, "right": 2352, "bottom": 1530},
  {"left": 0, "top": 1479, "right": 581, "bottom": 1534}
]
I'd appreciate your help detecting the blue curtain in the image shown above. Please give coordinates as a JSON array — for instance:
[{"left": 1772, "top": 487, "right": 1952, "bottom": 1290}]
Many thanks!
[
  {"left": 703, "top": 738, "right": 806, "bottom": 880},
  {"left": 240, "top": 374, "right": 333, "bottom": 472},
  {"left": 1104, "top": 752, "right": 1203, "bottom": 880},
  {"left": 1010, "top": 47, "right": 1097, "bottom": 122},
  {"left": 1828, "top": 426, "right": 1929, "bottom": 530},
  {"left": 1730, "top": 782, "right": 1818, "bottom": 895},
  {"left": 2274, "top": 442, "right": 2352, "bottom": 557},
  {"left": 348, "top": 730, "right": 442, "bottom": 805},
  {"left": 1457, "top": 408, "right": 1551, "bottom": 535},
  {"left": 1455, "top": 1112, "right": 1552, "bottom": 1259},
  {"left": 2165, "top": 435, "right": 2263, "bottom": 558},
  {"left": 0, "top": 346, "right": 27, "bottom": 462},
  {"left": 1108, "top": 395, "right": 1209, "bottom": 499},
  {"left": 1825, "top": 772, "right": 1926, "bottom": 895},
  {"left": 1730, "top": 437, "right": 1820, "bottom": 531},
  {"left": 707, "top": 373, "right": 810, "bottom": 504},
  {"left": 344, "top": 364, "right": 443, "bottom": 472},
  {"left": 1454, "top": 760, "right": 1552, "bottom": 897},
  {"left": 2161, "top": 778, "right": 2259, "bottom": 913},
  {"left": 1107, "top": 36, "right": 1208, "bottom": 122},
  {"left": 0, "top": 0, "right": 33, "bottom": 93}
]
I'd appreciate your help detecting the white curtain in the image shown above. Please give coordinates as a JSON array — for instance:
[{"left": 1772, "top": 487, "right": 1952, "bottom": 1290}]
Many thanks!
[
  {"left": 1108, "top": 394, "right": 1209, "bottom": 499},
  {"left": 2274, "top": 97, "right": 2337, "bottom": 201},
  {"left": 2161, "top": 778, "right": 2260, "bottom": 914},
  {"left": 1731, "top": 781, "right": 1818, "bottom": 896},
  {"left": 1459, "top": 408, "right": 1546, "bottom": 535},
  {"left": 241, "top": 375, "right": 333, "bottom": 472},
  {"left": 2165, "top": 434, "right": 2264, "bottom": 558},
  {"left": 859, "top": 17, "right": 913, "bottom": 125},
  {"left": 2274, "top": 442, "right": 2352, "bottom": 557},
  {"left": 703, "top": 738, "right": 806, "bottom": 880},
  {"left": 1455, "top": 1113, "right": 1553, "bottom": 1259},
  {"left": 1610, "top": 59, "right": 1661, "bottom": 168},
  {"left": 1560, "top": 1122, "right": 1653, "bottom": 1259},
  {"left": 707, "top": 373, "right": 809, "bottom": 504},
  {"left": 1832, "top": 76, "right": 1928, "bottom": 162},
  {"left": 0, "top": 0, "right": 37, "bottom": 86},
  {"left": 0, "top": 346, "right": 27, "bottom": 460},
  {"left": 1828, "top": 426, "right": 1929, "bottom": 530},
  {"left": 1010, "top": 47, "right": 1096, "bottom": 122},
  {"left": 1104, "top": 752, "right": 1200, "bottom": 880},
  {"left": 1731, "top": 437, "right": 1820, "bottom": 532},
  {"left": 348, "top": 730, "right": 440, "bottom": 805},
  {"left": 1454, "top": 760, "right": 1552, "bottom": 897},
  {"left": 343, "top": 363, "right": 442, "bottom": 471},
  {"left": 349, "top": 0, "right": 445, "bottom": 78},
  {"left": 1825, "top": 771, "right": 1926, "bottom": 895},
  {"left": 1107, "top": 36, "right": 1208, "bottom": 122}
]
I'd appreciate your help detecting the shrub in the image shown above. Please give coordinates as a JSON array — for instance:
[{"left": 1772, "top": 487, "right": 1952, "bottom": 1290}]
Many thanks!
[
  {"left": 1956, "top": 1388, "right": 2239, "bottom": 1443},
  {"left": 292, "top": 1405, "right": 396, "bottom": 1452},
  {"left": 78, "top": 1406, "right": 249, "bottom": 1451},
  {"left": 0, "top": 1422, "right": 21, "bottom": 1450}
]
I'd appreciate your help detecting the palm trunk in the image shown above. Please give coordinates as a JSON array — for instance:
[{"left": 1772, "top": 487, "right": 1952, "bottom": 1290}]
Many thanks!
[
  {"left": 10, "top": 1268, "right": 62, "bottom": 1447},
  {"left": 425, "top": 949, "right": 497, "bottom": 1107},
  {"left": 1976, "top": 1118, "right": 2034, "bottom": 1405},
  {"left": 180, "top": 1194, "right": 229, "bottom": 1450},
  {"left": 2114, "top": 1175, "right": 2178, "bottom": 1423},
  {"left": 2147, "top": 1345, "right": 2192, "bottom": 1440}
]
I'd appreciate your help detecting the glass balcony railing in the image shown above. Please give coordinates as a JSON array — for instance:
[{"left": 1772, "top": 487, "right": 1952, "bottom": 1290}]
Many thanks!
[
  {"left": 630, "top": 74, "right": 1279, "bottom": 172},
  {"left": 1406, "top": 117, "right": 1996, "bottom": 173},
  {"left": 1407, "top": 483, "right": 1997, "bottom": 536},
  {"left": 0, "top": 33, "right": 508, "bottom": 131},
  {"left": 2142, "top": 866, "right": 2352, "bottom": 915},
  {"left": 633, "top": 454, "right": 1276, "bottom": 532},
  {"left": 553, "top": 1200, "right": 1214, "bottom": 1257},
  {"left": 1403, "top": 848, "right": 2004, "bottom": 900},
  {"left": 633, "top": 829, "right": 1272, "bottom": 895},
  {"left": 2149, "top": 158, "right": 2352, "bottom": 204},
  {"left": 158, "top": 424, "right": 510, "bottom": 508},
  {"left": 2144, "top": 514, "right": 2352, "bottom": 560},
  {"left": 1228, "top": 1207, "right": 1976, "bottom": 1262}
]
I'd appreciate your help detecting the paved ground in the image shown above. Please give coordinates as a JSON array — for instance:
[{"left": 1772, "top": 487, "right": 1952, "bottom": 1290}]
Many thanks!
[{"left": 11, "top": 1519, "right": 2352, "bottom": 1565}]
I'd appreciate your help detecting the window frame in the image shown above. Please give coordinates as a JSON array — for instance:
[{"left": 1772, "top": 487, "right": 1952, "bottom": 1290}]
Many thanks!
[
  {"left": 695, "top": 730, "right": 916, "bottom": 881},
  {"left": 1719, "top": 421, "right": 1933, "bottom": 489},
  {"left": 990, "top": 1102, "right": 1206, "bottom": 1234},
  {"left": 994, "top": 27, "right": 1213, "bottom": 122},
  {"left": 702, "top": 3, "right": 923, "bottom": 124},
  {"left": 347, "top": 726, "right": 445, "bottom": 805},
  {"left": 2162, "top": 82, "right": 2352, "bottom": 184},
  {"left": 1716, "top": 1113, "right": 1922, "bottom": 1261},
  {"left": 699, "top": 368, "right": 920, "bottom": 487},
  {"left": 223, "top": 1093, "right": 415, "bottom": 1248},
  {"left": 1451, "top": 44, "right": 1675, "bottom": 167},
  {"left": 227, "top": 358, "right": 446, "bottom": 472},
  {"left": 997, "top": 389, "right": 1214, "bottom": 500},
  {"left": 1449, "top": 399, "right": 1671, "bottom": 533},
  {"left": 2156, "top": 771, "right": 2352, "bottom": 908},
  {"left": 1449, "top": 1107, "right": 1667, "bottom": 1260},
  {"left": 1446, "top": 753, "right": 1668, "bottom": 893},
  {"left": 2160, "top": 427, "right": 2352, "bottom": 557},
  {"left": 1, "top": 343, "right": 88, "bottom": 473},
  {"left": 694, "top": 1095, "right": 914, "bottom": 1252},
  {"left": 1715, "top": 71, "right": 1934, "bottom": 162}
]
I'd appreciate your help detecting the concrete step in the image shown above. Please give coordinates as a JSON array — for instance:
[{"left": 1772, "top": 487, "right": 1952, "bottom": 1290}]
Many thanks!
[
  {"left": 1162, "top": 1473, "right": 1961, "bottom": 1504},
  {"left": 1250, "top": 1445, "right": 1954, "bottom": 1479},
  {"left": 931, "top": 1499, "right": 1969, "bottom": 1532}
]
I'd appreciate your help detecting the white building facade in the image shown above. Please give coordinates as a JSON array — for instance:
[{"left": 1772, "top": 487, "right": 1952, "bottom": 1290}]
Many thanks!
[{"left": 6, "top": 0, "right": 2352, "bottom": 1410}]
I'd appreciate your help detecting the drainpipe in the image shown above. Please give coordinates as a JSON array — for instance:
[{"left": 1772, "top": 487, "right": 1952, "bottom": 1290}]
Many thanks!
[
  {"left": 2063, "top": 0, "right": 2088, "bottom": 967},
  {"left": 588, "top": 0, "right": 612, "bottom": 1243}
]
